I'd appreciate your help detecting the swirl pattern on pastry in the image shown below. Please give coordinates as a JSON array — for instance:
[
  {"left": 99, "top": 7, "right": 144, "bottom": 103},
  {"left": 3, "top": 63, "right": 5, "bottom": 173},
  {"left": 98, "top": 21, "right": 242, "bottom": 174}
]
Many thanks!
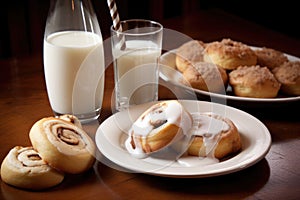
[
  {"left": 0, "top": 146, "right": 64, "bottom": 190},
  {"left": 29, "top": 117, "right": 96, "bottom": 174},
  {"left": 188, "top": 112, "right": 241, "bottom": 160},
  {"left": 125, "top": 100, "right": 193, "bottom": 158}
]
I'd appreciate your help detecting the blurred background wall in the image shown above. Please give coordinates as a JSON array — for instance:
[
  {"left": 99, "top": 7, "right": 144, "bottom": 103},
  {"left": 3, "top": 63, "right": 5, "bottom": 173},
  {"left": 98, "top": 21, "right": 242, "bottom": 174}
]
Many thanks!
[{"left": 0, "top": 0, "right": 298, "bottom": 59}]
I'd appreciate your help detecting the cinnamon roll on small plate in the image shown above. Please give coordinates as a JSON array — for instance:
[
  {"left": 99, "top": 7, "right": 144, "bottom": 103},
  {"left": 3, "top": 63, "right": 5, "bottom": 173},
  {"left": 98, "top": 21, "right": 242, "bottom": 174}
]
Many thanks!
[{"left": 124, "top": 100, "right": 193, "bottom": 159}]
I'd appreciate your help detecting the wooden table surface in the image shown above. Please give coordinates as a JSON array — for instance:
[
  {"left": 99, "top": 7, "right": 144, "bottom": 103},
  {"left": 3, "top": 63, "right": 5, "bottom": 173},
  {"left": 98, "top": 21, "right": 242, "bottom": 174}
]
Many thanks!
[{"left": 0, "top": 9, "right": 299, "bottom": 200}]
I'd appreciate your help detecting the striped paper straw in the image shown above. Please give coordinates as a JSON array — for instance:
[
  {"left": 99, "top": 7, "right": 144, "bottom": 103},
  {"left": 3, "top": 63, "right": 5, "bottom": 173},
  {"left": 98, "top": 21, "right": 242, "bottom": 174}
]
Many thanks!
[{"left": 107, "top": 0, "right": 126, "bottom": 50}]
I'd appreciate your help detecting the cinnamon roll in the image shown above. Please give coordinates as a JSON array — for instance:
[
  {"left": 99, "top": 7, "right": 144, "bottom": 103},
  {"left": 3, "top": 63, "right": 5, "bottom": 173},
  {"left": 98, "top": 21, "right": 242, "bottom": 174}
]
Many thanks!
[
  {"left": 29, "top": 117, "right": 96, "bottom": 174},
  {"left": 125, "top": 100, "right": 193, "bottom": 158},
  {"left": 187, "top": 112, "right": 241, "bottom": 160},
  {"left": 0, "top": 146, "right": 64, "bottom": 190}
]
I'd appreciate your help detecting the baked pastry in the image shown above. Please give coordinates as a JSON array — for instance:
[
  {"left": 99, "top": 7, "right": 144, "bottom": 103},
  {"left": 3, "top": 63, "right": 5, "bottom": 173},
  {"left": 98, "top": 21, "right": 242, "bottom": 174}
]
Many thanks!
[
  {"left": 204, "top": 38, "right": 257, "bottom": 70},
  {"left": 272, "top": 61, "right": 300, "bottom": 96},
  {"left": 187, "top": 112, "right": 241, "bottom": 160},
  {"left": 229, "top": 65, "right": 281, "bottom": 98},
  {"left": 125, "top": 100, "right": 193, "bottom": 158},
  {"left": 176, "top": 40, "right": 206, "bottom": 72},
  {"left": 29, "top": 117, "right": 96, "bottom": 174},
  {"left": 255, "top": 47, "right": 288, "bottom": 69},
  {"left": 0, "top": 146, "right": 64, "bottom": 190},
  {"left": 57, "top": 114, "right": 82, "bottom": 129},
  {"left": 182, "top": 62, "right": 228, "bottom": 93}
]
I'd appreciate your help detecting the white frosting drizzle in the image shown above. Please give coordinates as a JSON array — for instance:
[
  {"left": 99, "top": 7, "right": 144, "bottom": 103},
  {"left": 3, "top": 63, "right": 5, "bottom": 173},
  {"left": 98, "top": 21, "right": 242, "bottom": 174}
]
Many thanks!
[
  {"left": 125, "top": 100, "right": 192, "bottom": 158},
  {"left": 124, "top": 103, "right": 231, "bottom": 163},
  {"left": 190, "top": 112, "right": 229, "bottom": 158}
]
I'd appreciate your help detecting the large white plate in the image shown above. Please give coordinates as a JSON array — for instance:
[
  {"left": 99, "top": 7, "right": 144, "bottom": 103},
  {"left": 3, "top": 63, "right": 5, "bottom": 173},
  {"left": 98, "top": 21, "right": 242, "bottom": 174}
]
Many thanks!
[
  {"left": 159, "top": 48, "right": 300, "bottom": 105},
  {"left": 95, "top": 100, "right": 272, "bottom": 178}
]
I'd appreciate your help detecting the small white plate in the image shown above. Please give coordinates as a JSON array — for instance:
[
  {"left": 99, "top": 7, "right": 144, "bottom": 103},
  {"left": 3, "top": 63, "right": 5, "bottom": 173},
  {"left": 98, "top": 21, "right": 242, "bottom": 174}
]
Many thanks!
[
  {"left": 95, "top": 100, "right": 272, "bottom": 178},
  {"left": 159, "top": 48, "right": 300, "bottom": 105}
]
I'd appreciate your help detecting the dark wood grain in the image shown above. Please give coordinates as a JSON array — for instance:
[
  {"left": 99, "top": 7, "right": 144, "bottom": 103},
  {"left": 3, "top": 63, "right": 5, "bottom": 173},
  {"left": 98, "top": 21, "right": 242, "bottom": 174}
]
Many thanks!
[{"left": 0, "top": 9, "right": 299, "bottom": 200}]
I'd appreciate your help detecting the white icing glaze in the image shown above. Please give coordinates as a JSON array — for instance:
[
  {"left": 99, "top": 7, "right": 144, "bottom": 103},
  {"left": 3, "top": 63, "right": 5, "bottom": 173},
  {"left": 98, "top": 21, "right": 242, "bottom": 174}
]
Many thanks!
[
  {"left": 177, "top": 155, "right": 219, "bottom": 167},
  {"left": 125, "top": 100, "right": 192, "bottom": 158},
  {"left": 190, "top": 112, "right": 230, "bottom": 158}
]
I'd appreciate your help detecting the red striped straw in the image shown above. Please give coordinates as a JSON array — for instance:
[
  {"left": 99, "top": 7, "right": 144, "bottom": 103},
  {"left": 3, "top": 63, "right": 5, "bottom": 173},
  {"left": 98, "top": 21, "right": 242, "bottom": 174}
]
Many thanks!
[{"left": 107, "top": 0, "right": 126, "bottom": 50}]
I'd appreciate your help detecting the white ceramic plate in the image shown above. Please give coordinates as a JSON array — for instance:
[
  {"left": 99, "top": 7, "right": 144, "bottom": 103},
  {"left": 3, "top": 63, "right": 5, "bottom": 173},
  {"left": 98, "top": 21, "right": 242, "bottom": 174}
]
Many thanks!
[
  {"left": 159, "top": 48, "right": 300, "bottom": 105},
  {"left": 95, "top": 100, "right": 272, "bottom": 178}
]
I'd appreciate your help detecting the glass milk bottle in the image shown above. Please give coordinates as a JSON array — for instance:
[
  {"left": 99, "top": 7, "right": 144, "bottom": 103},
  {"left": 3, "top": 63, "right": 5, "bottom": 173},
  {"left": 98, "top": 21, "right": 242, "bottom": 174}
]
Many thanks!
[{"left": 43, "top": 0, "right": 105, "bottom": 122}]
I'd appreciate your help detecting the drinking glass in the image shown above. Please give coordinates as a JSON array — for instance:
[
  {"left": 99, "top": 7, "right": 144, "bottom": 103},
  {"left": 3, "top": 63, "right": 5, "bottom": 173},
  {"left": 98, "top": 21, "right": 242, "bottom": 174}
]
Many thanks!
[
  {"left": 43, "top": 0, "right": 105, "bottom": 122},
  {"left": 110, "top": 19, "right": 163, "bottom": 111}
]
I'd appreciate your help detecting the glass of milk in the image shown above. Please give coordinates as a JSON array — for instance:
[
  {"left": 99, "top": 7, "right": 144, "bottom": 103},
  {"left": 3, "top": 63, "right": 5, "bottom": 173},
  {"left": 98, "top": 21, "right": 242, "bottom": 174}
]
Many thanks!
[
  {"left": 110, "top": 19, "right": 163, "bottom": 111},
  {"left": 43, "top": 0, "right": 105, "bottom": 122}
]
